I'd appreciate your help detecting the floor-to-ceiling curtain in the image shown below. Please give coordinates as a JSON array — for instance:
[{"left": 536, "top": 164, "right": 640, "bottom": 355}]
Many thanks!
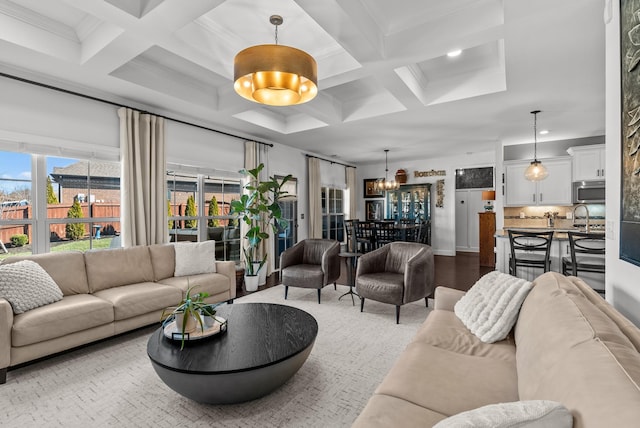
[
  {"left": 118, "top": 107, "right": 167, "bottom": 247},
  {"left": 346, "top": 166, "right": 357, "bottom": 220},
  {"left": 242, "top": 141, "right": 258, "bottom": 268},
  {"left": 259, "top": 144, "right": 274, "bottom": 277},
  {"left": 308, "top": 157, "right": 322, "bottom": 238}
]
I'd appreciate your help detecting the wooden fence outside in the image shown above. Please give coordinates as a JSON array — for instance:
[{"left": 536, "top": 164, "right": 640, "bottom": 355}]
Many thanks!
[{"left": 0, "top": 202, "right": 231, "bottom": 244}]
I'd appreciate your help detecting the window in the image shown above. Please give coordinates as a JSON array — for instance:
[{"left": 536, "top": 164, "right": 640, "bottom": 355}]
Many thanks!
[
  {"left": 0, "top": 152, "right": 32, "bottom": 258},
  {"left": 0, "top": 151, "right": 121, "bottom": 260},
  {"left": 167, "top": 171, "right": 241, "bottom": 262},
  {"left": 322, "top": 187, "right": 344, "bottom": 242},
  {"left": 47, "top": 157, "right": 121, "bottom": 252}
]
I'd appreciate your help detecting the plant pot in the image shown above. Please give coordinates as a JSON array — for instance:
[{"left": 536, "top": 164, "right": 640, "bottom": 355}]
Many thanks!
[
  {"left": 251, "top": 262, "right": 267, "bottom": 286},
  {"left": 245, "top": 274, "right": 260, "bottom": 292},
  {"left": 175, "top": 313, "right": 198, "bottom": 334},
  {"left": 202, "top": 315, "right": 216, "bottom": 328}
]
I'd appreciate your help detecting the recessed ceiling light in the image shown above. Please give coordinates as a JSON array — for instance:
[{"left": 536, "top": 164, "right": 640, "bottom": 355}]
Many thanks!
[
  {"left": 447, "top": 49, "right": 462, "bottom": 57},
  {"left": 539, "top": 130, "right": 549, "bottom": 135}
]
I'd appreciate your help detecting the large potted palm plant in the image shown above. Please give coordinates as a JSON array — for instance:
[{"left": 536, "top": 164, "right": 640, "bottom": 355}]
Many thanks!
[{"left": 230, "top": 163, "right": 291, "bottom": 291}]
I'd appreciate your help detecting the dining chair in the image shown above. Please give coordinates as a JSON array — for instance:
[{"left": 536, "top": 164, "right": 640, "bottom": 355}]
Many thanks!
[
  {"left": 344, "top": 219, "right": 359, "bottom": 252},
  {"left": 562, "top": 231, "right": 605, "bottom": 295},
  {"left": 373, "top": 221, "right": 396, "bottom": 249},
  {"left": 355, "top": 221, "right": 375, "bottom": 253},
  {"left": 416, "top": 220, "right": 431, "bottom": 245},
  {"left": 507, "top": 230, "right": 554, "bottom": 278}
]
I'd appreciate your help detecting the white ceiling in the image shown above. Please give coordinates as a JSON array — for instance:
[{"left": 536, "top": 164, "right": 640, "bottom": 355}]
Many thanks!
[{"left": 0, "top": 0, "right": 605, "bottom": 165}]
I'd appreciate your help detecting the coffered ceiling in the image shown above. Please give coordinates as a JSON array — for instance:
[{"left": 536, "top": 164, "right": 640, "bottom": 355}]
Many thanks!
[{"left": 0, "top": 0, "right": 605, "bottom": 164}]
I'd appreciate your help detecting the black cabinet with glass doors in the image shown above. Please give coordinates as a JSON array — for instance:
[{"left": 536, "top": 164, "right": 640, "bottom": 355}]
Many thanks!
[{"left": 386, "top": 184, "right": 431, "bottom": 222}]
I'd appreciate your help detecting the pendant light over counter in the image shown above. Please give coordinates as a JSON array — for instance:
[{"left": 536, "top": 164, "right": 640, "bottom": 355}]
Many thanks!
[
  {"left": 524, "top": 110, "right": 548, "bottom": 181},
  {"left": 233, "top": 15, "right": 318, "bottom": 106}
]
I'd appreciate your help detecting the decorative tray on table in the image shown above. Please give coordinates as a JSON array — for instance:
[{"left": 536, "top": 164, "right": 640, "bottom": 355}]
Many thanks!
[{"left": 162, "top": 317, "right": 227, "bottom": 341}]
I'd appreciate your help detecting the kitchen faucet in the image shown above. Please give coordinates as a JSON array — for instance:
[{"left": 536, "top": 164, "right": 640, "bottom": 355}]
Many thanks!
[{"left": 573, "top": 204, "right": 590, "bottom": 233}]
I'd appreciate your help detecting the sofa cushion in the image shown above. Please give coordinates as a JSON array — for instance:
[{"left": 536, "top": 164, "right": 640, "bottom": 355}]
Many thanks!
[
  {"left": 12, "top": 294, "right": 114, "bottom": 346},
  {"left": 352, "top": 394, "right": 447, "bottom": 428},
  {"left": 0, "top": 260, "right": 63, "bottom": 314},
  {"left": 433, "top": 400, "right": 572, "bottom": 428},
  {"left": 1, "top": 251, "right": 89, "bottom": 295},
  {"left": 84, "top": 246, "right": 155, "bottom": 293},
  {"left": 157, "top": 273, "right": 231, "bottom": 299},
  {"left": 515, "top": 273, "right": 634, "bottom": 397},
  {"left": 148, "top": 244, "right": 176, "bottom": 281},
  {"left": 516, "top": 272, "right": 640, "bottom": 427},
  {"left": 455, "top": 271, "right": 532, "bottom": 343},
  {"left": 173, "top": 241, "right": 216, "bottom": 276},
  {"left": 527, "top": 339, "right": 640, "bottom": 428},
  {"left": 374, "top": 341, "right": 519, "bottom": 417},
  {"left": 412, "top": 310, "right": 516, "bottom": 363},
  {"left": 92, "top": 282, "right": 182, "bottom": 321}
]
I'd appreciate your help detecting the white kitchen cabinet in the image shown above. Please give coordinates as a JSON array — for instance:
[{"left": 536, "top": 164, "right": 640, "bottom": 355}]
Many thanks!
[
  {"left": 504, "top": 157, "right": 572, "bottom": 206},
  {"left": 567, "top": 144, "right": 605, "bottom": 181}
]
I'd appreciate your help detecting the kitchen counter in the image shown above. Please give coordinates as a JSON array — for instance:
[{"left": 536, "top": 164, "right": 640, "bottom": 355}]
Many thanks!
[
  {"left": 495, "top": 229, "right": 569, "bottom": 240},
  {"left": 495, "top": 228, "right": 605, "bottom": 240}
]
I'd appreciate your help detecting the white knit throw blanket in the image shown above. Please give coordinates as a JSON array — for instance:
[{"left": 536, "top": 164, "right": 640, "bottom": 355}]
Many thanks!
[{"left": 454, "top": 271, "right": 533, "bottom": 343}]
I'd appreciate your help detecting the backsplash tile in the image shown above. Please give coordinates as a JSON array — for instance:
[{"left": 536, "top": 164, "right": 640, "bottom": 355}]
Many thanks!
[{"left": 503, "top": 204, "right": 605, "bottom": 229}]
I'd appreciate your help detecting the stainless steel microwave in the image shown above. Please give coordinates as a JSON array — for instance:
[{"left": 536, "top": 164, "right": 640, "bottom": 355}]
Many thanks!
[{"left": 573, "top": 180, "right": 605, "bottom": 204}]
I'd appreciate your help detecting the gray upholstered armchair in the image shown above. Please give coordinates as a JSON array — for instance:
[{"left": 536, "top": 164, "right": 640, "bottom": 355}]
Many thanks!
[
  {"left": 355, "top": 242, "right": 434, "bottom": 323},
  {"left": 280, "top": 239, "right": 341, "bottom": 304}
]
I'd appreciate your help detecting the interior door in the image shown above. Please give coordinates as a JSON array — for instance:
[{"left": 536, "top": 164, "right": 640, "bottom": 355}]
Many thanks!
[
  {"left": 455, "top": 189, "right": 484, "bottom": 252},
  {"left": 455, "top": 190, "right": 469, "bottom": 250}
]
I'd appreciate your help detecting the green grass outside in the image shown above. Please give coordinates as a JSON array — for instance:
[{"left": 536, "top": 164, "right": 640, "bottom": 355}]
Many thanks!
[{"left": 0, "top": 237, "right": 115, "bottom": 261}]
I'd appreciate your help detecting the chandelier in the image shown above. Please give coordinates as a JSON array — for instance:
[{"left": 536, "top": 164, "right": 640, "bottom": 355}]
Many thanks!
[
  {"left": 377, "top": 149, "right": 400, "bottom": 191},
  {"left": 524, "top": 110, "right": 548, "bottom": 181},
  {"left": 233, "top": 15, "right": 318, "bottom": 106}
]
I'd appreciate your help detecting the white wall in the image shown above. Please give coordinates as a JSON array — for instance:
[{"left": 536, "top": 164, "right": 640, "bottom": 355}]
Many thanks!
[
  {"left": 357, "top": 151, "right": 495, "bottom": 256},
  {"left": 605, "top": 2, "right": 640, "bottom": 326}
]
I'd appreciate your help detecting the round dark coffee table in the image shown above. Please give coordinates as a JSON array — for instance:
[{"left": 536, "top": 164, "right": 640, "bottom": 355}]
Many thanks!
[{"left": 147, "top": 303, "right": 318, "bottom": 404}]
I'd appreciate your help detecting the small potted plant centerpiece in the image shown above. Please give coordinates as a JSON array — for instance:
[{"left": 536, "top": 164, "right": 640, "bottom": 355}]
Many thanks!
[
  {"left": 161, "top": 286, "right": 223, "bottom": 349},
  {"left": 230, "top": 163, "right": 291, "bottom": 292}
]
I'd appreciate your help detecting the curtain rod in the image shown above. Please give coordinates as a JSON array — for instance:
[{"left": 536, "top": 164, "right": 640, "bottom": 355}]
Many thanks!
[
  {"left": 305, "top": 154, "right": 356, "bottom": 169},
  {"left": 0, "top": 72, "right": 274, "bottom": 147}
]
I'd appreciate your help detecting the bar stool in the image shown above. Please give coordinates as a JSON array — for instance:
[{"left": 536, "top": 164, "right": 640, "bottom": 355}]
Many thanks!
[
  {"left": 562, "top": 231, "right": 605, "bottom": 295},
  {"left": 508, "top": 230, "right": 554, "bottom": 278}
]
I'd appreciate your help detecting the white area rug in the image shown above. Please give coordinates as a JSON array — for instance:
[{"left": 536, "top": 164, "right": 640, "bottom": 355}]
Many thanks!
[{"left": 1, "top": 285, "right": 431, "bottom": 428}]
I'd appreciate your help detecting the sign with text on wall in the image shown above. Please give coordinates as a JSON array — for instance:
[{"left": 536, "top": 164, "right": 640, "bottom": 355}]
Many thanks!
[{"left": 413, "top": 169, "right": 446, "bottom": 177}]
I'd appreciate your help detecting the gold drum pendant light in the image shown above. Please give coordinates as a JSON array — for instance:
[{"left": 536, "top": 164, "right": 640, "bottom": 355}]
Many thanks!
[
  {"left": 524, "top": 110, "right": 548, "bottom": 181},
  {"left": 234, "top": 15, "right": 318, "bottom": 106}
]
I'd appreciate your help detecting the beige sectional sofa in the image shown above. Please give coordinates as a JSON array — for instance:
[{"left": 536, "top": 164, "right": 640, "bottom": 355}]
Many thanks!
[
  {"left": 0, "top": 243, "right": 236, "bottom": 384},
  {"left": 353, "top": 272, "right": 640, "bottom": 427}
]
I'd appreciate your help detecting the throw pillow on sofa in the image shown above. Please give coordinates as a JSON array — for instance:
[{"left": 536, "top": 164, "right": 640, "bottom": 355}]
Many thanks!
[
  {"left": 454, "top": 271, "right": 532, "bottom": 343},
  {"left": 174, "top": 241, "right": 217, "bottom": 277},
  {"left": 0, "top": 260, "right": 63, "bottom": 313},
  {"left": 433, "top": 400, "right": 572, "bottom": 428}
]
